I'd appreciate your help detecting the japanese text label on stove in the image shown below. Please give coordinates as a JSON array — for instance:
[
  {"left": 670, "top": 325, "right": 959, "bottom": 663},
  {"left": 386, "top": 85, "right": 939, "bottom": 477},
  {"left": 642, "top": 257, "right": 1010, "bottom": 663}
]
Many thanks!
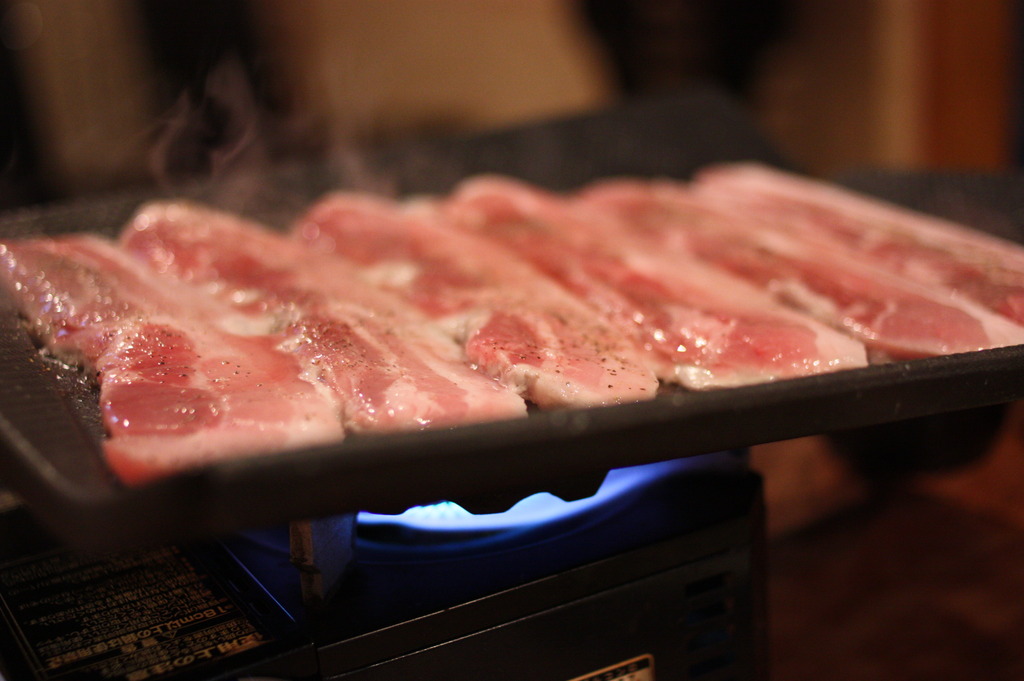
[{"left": 0, "top": 544, "right": 278, "bottom": 681}]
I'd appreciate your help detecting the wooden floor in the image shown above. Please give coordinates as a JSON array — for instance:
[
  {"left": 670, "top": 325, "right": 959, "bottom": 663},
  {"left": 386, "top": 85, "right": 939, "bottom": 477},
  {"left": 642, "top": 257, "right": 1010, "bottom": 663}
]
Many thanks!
[{"left": 754, "top": 402, "right": 1024, "bottom": 680}]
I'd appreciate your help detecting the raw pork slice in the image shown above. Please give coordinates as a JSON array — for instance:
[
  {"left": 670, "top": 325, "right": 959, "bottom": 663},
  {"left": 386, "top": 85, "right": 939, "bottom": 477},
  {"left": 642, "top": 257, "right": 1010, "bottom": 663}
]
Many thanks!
[
  {"left": 293, "top": 193, "right": 659, "bottom": 408},
  {"left": 693, "top": 163, "right": 1024, "bottom": 324},
  {"left": 581, "top": 181, "right": 1024, "bottom": 359},
  {"left": 121, "top": 202, "right": 526, "bottom": 431},
  {"left": 443, "top": 176, "right": 868, "bottom": 388},
  {"left": 0, "top": 235, "right": 345, "bottom": 484}
]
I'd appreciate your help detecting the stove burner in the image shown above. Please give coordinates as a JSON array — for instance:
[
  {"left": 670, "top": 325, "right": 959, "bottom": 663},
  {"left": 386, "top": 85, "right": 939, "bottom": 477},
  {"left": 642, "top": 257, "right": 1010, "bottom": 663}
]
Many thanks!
[{"left": 224, "top": 450, "right": 749, "bottom": 622}]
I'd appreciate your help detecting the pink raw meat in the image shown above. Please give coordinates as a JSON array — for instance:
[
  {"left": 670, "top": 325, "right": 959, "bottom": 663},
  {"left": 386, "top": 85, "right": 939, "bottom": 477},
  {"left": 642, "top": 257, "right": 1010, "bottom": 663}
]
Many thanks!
[
  {"left": 581, "top": 180, "right": 1024, "bottom": 359},
  {"left": 693, "top": 163, "right": 1024, "bottom": 324},
  {"left": 442, "top": 176, "right": 868, "bottom": 388},
  {"left": 121, "top": 202, "right": 526, "bottom": 431},
  {"left": 293, "top": 193, "right": 659, "bottom": 408},
  {"left": 0, "top": 235, "right": 345, "bottom": 484}
]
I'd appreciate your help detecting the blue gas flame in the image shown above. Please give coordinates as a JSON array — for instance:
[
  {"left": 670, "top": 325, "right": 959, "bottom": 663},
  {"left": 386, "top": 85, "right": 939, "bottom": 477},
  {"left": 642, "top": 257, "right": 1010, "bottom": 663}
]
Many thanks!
[{"left": 357, "top": 457, "right": 702, "bottom": 533}]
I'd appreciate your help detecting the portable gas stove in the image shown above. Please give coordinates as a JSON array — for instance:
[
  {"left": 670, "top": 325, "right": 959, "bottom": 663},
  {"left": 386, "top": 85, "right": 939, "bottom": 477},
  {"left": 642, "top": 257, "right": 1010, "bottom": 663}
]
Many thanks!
[{"left": 0, "top": 450, "right": 764, "bottom": 681}]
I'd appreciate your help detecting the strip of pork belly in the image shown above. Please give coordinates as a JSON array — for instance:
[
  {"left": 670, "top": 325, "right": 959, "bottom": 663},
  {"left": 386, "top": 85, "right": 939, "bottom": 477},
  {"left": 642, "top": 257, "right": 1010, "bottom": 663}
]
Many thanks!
[
  {"left": 442, "top": 176, "right": 867, "bottom": 389},
  {"left": 292, "top": 193, "right": 658, "bottom": 408},
  {"left": 121, "top": 202, "right": 526, "bottom": 431},
  {"left": 0, "top": 234, "right": 344, "bottom": 484},
  {"left": 692, "top": 163, "right": 1024, "bottom": 325},
  {"left": 580, "top": 181, "right": 1024, "bottom": 359}
]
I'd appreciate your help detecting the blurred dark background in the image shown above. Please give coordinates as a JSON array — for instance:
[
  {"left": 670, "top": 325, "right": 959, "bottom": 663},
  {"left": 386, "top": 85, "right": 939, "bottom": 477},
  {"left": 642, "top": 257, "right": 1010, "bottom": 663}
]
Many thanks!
[{"left": 2, "top": 0, "right": 1016, "bottom": 209}]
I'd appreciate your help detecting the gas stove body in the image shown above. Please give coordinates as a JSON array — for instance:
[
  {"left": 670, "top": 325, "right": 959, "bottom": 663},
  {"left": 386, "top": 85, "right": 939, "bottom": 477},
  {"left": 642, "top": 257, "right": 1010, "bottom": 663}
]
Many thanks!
[{"left": 0, "top": 452, "right": 764, "bottom": 681}]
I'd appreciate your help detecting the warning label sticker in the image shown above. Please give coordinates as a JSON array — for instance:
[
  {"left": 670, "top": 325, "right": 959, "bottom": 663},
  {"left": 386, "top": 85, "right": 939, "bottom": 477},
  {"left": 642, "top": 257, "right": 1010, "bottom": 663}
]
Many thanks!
[{"left": 567, "top": 655, "right": 654, "bottom": 681}]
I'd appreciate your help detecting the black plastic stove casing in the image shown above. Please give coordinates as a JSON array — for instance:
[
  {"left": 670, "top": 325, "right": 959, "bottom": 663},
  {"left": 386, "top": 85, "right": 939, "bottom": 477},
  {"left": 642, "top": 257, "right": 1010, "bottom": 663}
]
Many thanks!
[
  {"left": 218, "top": 453, "right": 767, "bottom": 680},
  {"left": 319, "top": 497, "right": 764, "bottom": 681},
  {"left": 0, "top": 452, "right": 765, "bottom": 681}
]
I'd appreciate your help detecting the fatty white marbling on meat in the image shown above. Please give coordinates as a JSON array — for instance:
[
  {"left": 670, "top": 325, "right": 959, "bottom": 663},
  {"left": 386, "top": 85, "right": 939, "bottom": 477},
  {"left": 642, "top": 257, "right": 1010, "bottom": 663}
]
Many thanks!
[
  {"left": 582, "top": 180, "right": 1024, "bottom": 359},
  {"left": 442, "top": 176, "right": 868, "bottom": 389},
  {"left": 121, "top": 202, "right": 526, "bottom": 432},
  {"left": 693, "top": 163, "right": 1024, "bottom": 325},
  {"left": 0, "top": 235, "right": 345, "bottom": 483},
  {"left": 293, "top": 193, "right": 659, "bottom": 408}
]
